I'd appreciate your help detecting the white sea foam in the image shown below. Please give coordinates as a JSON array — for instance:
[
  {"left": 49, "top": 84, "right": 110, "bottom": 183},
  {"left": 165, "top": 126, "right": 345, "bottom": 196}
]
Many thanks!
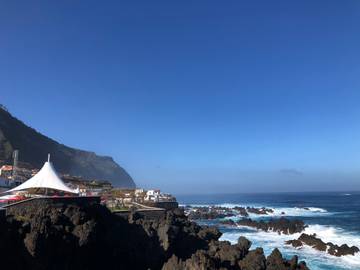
[
  {"left": 184, "top": 202, "right": 359, "bottom": 268},
  {"left": 220, "top": 224, "right": 360, "bottom": 270},
  {"left": 184, "top": 203, "right": 330, "bottom": 218},
  {"left": 265, "top": 206, "right": 329, "bottom": 218},
  {"left": 304, "top": 224, "right": 360, "bottom": 248}
]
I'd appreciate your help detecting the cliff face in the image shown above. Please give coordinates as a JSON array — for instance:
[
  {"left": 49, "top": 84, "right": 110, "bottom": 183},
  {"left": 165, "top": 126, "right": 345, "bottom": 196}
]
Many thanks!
[
  {"left": 0, "top": 107, "right": 135, "bottom": 188},
  {"left": 0, "top": 201, "right": 309, "bottom": 270}
]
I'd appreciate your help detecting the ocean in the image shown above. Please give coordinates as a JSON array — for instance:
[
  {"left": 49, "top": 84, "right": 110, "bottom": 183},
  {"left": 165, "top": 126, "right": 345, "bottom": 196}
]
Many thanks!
[{"left": 177, "top": 192, "right": 360, "bottom": 270}]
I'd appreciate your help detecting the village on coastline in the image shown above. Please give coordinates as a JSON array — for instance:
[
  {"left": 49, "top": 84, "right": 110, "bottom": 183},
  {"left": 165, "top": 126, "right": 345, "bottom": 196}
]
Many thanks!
[
  {"left": 0, "top": 149, "right": 358, "bottom": 270},
  {"left": 0, "top": 150, "right": 358, "bottom": 263},
  {"left": 0, "top": 150, "right": 177, "bottom": 212},
  {"left": 0, "top": 151, "right": 313, "bottom": 270},
  {"left": 0, "top": 109, "right": 314, "bottom": 269}
]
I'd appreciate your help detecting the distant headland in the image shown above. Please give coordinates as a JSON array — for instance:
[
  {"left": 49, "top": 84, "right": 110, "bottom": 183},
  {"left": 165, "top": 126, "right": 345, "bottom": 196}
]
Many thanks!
[{"left": 0, "top": 105, "right": 135, "bottom": 188}]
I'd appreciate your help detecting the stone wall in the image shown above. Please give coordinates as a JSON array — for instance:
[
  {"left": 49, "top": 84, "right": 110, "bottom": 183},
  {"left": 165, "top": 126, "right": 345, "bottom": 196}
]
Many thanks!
[{"left": 144, "top": 201, "right": 179, "bottom": 210}]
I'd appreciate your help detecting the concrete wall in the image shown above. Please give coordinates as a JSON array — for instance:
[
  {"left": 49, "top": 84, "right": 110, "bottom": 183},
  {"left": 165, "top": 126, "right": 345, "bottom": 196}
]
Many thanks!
[{"left": 143, "top": 201, "right": 179, "bottom": 210}]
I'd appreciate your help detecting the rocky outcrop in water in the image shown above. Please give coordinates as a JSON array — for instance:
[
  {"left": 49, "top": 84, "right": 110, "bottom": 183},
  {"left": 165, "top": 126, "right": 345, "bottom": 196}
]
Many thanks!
[
  {"left": 163, "top": 241, "right": 309, "bottom": 270},
  {"left": 246, "top": 207, "right": 274, "bottom": 215},
  {"left": 227, "top": 217, "right": 307, "bottom": 235},
  {"left": 0, "top": 201, "right": 310, "bottom": 270},
  {"left": 233, "top": 206, "right": 249, "bottom": 217},
  {"left": 186, "top": 206, "right": 236, "bottom": 220},
  {"left": 185, "top": 205, "right": 275, "bottom": 220},
  {"left": 286, "top": 233, "right": 360, "bottom": 257},
  {"left": 162, "top": 236, "right": 252, "bottom": 270},
  {"left": 265, "top": 248, "right": 309, "bottom": 270},
  {"left": 219, "top": 219, "right": 238, "bottom": 226},
  {"left": 162, "top": 238, "right": 309, "bottom": 270}
]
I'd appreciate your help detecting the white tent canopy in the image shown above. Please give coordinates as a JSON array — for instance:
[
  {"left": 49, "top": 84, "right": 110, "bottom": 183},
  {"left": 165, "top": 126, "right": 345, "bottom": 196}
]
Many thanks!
[{"left": 6, "top": 160, "right": 77, "bottom": 194}]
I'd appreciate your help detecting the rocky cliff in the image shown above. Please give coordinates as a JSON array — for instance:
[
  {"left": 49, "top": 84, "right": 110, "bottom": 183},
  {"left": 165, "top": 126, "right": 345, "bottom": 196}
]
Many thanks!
[
  {"left": 0, "top": 201, "right": 309, "bottom": 270},
  {"left": 0, "top": 106, "right": 135, "bottom": 187}
]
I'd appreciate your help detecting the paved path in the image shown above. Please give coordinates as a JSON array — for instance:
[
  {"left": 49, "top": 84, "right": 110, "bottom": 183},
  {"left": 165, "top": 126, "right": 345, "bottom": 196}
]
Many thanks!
[{"left": 130, "top": 202, "right": 164, "bottom": 211}]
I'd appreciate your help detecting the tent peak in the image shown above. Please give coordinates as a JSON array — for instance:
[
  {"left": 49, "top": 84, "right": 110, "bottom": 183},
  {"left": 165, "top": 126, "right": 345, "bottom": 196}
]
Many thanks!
[{"left": 4, "top": 159, "right": 77, "bottom": 194}]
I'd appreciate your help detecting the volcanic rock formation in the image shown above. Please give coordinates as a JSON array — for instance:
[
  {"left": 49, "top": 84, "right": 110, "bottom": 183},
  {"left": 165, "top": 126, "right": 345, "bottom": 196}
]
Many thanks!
[
  {"left": 286, "top": 233, "right": 359, "bottom": 257},
  {"left": 0, "top": 201, "right": 310, "bottom": 270}
]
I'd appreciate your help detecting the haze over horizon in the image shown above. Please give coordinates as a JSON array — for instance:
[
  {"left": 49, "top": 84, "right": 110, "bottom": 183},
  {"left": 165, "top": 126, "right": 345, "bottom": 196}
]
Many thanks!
[{"left": 1, "top": 1, "right": 360, "bottom": 194}]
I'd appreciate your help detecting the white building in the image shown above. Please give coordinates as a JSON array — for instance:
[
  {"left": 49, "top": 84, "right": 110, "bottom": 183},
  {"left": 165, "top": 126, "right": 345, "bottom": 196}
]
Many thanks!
[
  {"left": 144, "top": 189, "right": 160, "bottom": 202},
  {"left": 135, "top": 188, "right": 144, "bottom": 195}
]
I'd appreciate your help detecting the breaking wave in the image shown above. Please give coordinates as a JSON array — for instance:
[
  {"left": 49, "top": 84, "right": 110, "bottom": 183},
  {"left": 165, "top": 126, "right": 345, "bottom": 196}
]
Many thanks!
[
  {"left": 220, "top": 224, "right": 360, "bottom": 270},
  {"left": 184, "top": 203, "right": 330, "bottom": 218}
]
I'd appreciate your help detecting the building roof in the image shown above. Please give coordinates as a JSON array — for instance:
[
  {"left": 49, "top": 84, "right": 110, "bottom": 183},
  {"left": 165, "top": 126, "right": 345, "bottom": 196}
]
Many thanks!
[{"left": 5, "top": 161, "right": 77, "bottom": 194}]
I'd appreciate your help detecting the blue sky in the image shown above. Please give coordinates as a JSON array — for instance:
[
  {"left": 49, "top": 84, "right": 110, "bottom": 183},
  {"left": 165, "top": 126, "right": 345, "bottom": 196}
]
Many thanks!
[{"left": 1, "top": 1, "right": 360, "bottom": 193}]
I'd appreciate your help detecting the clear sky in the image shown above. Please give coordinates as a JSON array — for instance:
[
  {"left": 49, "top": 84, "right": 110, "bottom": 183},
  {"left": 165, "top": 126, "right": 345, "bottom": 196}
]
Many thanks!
[{"left": 1, "top": 1, "right": 360, "bottom": 194}]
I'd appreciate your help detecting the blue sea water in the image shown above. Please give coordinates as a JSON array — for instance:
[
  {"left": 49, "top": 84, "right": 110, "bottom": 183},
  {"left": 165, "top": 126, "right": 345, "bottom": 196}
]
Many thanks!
[{"left": 177, "top": 192, "right": 360, "bottom": 270}]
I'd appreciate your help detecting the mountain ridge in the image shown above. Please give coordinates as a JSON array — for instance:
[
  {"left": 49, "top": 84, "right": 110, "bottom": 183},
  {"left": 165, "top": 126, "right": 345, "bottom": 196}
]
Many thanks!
[{"left": 0, "top": 106, "right": 135, "bottom": 188}]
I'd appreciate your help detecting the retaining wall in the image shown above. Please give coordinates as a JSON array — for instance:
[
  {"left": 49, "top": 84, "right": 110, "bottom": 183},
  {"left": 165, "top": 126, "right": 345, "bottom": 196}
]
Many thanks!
[{"left": 143, "top": 201, "right": 179, "bottom": 210}]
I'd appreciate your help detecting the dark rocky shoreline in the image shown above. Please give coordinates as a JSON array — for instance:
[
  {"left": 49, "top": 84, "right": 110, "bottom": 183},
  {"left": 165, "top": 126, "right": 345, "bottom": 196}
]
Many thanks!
[
  {"left": 221, "top": 218, "right": 360, "bottom": 258},
  {"left": 185, "top": 205, "right": 275, "bottom": 220},
  {"left": 221, "top": 217, "right": 307, "bottom": 235},
  {"left": 286, "top": 233, "right": 360, "bottom": 257},
  {"left": 0, "top": 202, "right": 309, "bottom": 270},
  {"left": 185, "top": 204, "right": 360, "bottom": 260}
]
